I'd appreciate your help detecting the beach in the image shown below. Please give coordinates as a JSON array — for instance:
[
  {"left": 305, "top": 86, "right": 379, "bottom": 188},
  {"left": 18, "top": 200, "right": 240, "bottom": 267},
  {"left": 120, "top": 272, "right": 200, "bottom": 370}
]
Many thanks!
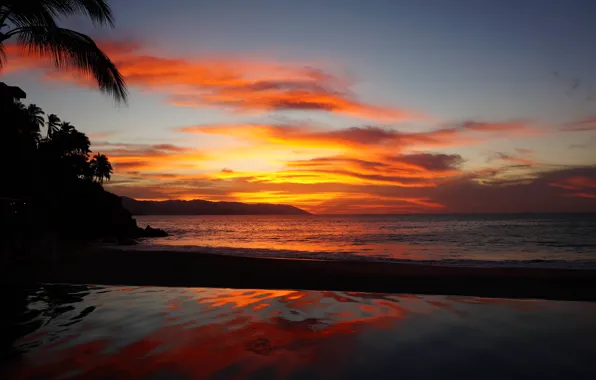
[{"left": 4, "top": 246, "right": 596, "bottom": 301}]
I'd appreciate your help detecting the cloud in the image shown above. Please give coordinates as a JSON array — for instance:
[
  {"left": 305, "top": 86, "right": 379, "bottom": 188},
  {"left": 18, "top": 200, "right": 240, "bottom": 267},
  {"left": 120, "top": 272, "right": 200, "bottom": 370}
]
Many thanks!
[
  {"left": 390, "top": 153, "right": 464, "bottom": 172},
  {"left": 460, "top": 121, "right": 526, "bottom": 132},
  {"left": 92, "top": 141, "right": 204, "bottom": 172},
  {"left": 285, "top": 153, "right": 463, "bottom": 182},
  {"left": 4, "top": 41, "right": 424, "bottom": 121},
  {"left": 179, "top": 120, "right": 533, "bottom": 153},
  {"left": 7, "top": 38, "right": 593, "bottom": 214},
  {"left": 87, "top": 131, "right": 118, "bottom": 140},
  {"left": 97, "top": 115, "right": 567, "bottom": 214},
  {"left": 151, "top": 144, "right": 189, "bottom": 152},
  {"left": 487, "top": 152, "right": 537, "bottom": 166},
  {"left": 549, "top": 176, "right": 596, "bottom": 191},
  {"left": 433, "top": 166, "right": 596, "bottom": 212},
  {"left": 562, "top": 116, "right": 596, "bottom": 132},
  {"left": 107, "top": 165, "right": 596, "bottom": 213}
]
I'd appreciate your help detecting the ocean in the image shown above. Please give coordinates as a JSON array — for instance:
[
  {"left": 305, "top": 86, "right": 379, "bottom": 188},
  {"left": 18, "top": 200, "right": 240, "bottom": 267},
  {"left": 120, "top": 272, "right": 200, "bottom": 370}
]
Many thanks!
[
  {"left": 4, "top": 216, "right": 596, "bottom": 378},
  {"left": 134, "top": 213, "right": 596, "bottom": 269}
]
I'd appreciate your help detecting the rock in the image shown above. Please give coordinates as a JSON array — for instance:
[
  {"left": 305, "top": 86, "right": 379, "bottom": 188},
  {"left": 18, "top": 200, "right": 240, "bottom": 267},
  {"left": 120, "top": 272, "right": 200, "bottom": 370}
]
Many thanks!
[{"left": 142, "top": 225, "right": 168, "bottom": 238}]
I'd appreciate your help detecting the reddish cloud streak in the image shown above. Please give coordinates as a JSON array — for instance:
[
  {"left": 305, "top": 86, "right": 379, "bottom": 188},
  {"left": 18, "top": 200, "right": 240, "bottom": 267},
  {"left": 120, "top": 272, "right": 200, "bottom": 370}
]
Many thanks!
[
  {"left": 180, "top": 121, "right": 534, "bottom": 152},
  {"left": 91, "top": 141, "right": 203, "bottom": 172},
  {"left": 4, "top": 41, "right": 423, "bottom": 121},
  {"left": 550, "top": 176, "right": 596, "bottom": 191}
]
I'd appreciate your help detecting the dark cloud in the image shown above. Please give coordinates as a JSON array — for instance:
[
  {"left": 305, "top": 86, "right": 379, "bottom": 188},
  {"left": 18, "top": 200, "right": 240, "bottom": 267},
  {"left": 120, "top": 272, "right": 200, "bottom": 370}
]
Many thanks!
[
  {"left": 486, "top": 152, "right": 537, "bottom": 166},
  {"left": 429, "top": 166, "right": 596, "bottom": 213},
  {"left": 152, "top": 144, "right": 189, "bottom": 152},
  {"left": 390, "top": 153, "right": 464, "bottom": 172}
]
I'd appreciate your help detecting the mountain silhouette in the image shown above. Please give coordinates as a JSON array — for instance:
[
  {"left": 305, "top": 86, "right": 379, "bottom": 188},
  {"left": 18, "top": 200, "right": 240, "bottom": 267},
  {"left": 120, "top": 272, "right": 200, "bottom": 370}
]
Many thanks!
[{"left": 121, "top": 197, "right": 311, "bottom": 215}]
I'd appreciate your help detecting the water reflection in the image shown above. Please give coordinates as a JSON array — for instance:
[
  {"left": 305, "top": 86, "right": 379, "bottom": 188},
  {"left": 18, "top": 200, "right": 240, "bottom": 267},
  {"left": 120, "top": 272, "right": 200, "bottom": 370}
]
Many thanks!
[{"left": 3, "top": 285, "right": 596, "bottom": 379}]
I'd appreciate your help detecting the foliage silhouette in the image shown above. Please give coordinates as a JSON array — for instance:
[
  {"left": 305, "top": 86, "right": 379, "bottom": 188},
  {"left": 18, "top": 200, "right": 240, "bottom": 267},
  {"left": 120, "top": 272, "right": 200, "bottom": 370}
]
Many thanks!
[
  {"left": 46, "top": 113, "right": 61, "bottom": 139},
  {"left": 0, "top": 91, "right": 164, "bottom": 261},
  {"left": 0, "top": 0, "right": 127, "bottom": 103},
  {"left": 90, "top": 153, "right": 113, "bottom": 184}
]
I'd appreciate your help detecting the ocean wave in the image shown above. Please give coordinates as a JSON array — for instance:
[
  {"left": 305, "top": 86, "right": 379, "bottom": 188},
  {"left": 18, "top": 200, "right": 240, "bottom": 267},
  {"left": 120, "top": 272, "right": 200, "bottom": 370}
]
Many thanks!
[{"left": 119, "top": 243, "right": 596, "bottom": 270}]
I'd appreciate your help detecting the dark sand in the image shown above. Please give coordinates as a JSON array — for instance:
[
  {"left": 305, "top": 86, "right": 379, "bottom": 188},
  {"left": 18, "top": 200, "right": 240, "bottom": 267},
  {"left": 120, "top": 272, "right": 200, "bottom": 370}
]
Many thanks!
[{"left": 3, "top": 247, "right": 596, "bottom": 301}]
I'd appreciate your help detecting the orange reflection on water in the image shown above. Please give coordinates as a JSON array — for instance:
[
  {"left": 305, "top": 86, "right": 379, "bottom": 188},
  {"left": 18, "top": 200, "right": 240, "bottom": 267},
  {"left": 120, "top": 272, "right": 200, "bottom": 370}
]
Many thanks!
[
  {"left": 7, "top": 287, "right": 410, "bottom": 379},
  {"left": 6, "top": 286, "right": 546, "bottom": 380},
  {"left": 195, "top": 288, "right": 297, "bottom": 309}
]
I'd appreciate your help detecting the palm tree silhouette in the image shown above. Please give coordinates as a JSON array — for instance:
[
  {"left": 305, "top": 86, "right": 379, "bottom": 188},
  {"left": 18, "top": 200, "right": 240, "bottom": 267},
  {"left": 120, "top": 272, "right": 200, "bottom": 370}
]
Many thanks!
[
  {"left": 46, "top": 114, "right": 61, "bottom": 139},
  {"left": 0, "top": 0, "right": 127, "bottom": 103},
  {"left": 22, "top": 103, "right": 44, "bottom": 141},
  {"left": 27, "top": 103, "right": 45, "bottom": 127},
  {"left": 90, "top": 153, "right": 113, "bottom": 184},
  {"left": 59, "top": 121, "right": 74, "bottom": 134}
]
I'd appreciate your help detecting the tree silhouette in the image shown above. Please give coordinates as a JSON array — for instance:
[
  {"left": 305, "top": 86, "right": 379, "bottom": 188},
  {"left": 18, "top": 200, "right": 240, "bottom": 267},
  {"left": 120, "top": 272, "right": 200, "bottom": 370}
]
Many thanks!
[
  {"left": 2, "top": 96, "right": 164, "bottom": 261},
  {"left": 0, "top": 0, "right": 128, "bottom": 103},
  {"left": 15, "top": 103, "right": 43, "bottom": 142},
  {"left": 90, "top": 153, "right": 113, "bottom": 184},
  {"left": 27, "top": 104, "right": 45, "bottom": 128},
  {"left": 46, "top": 113, "right": 61, "bottom": 139},
  {"left": 59, "top": 121, "right": 74, "bottom": 134}
]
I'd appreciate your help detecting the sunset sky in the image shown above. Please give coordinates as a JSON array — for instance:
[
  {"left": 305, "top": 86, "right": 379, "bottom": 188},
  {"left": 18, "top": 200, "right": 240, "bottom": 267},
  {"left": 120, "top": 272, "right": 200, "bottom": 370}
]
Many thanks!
[{"left": 3, "top": 0, "right": 596, "bottom": 213}]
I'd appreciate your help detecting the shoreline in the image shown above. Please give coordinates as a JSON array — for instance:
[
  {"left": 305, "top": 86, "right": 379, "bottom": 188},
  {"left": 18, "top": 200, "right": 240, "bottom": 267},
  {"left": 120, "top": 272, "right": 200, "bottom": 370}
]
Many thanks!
[{"left": 3, "top": 246, "right": 596, "bottom": 302}]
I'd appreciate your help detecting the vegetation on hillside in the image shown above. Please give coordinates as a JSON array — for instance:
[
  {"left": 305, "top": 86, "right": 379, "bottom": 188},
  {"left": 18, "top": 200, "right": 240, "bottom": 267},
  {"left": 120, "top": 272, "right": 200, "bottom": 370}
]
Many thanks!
[{"left": 1, "top": 95, "right": 163, "bottom": 262}]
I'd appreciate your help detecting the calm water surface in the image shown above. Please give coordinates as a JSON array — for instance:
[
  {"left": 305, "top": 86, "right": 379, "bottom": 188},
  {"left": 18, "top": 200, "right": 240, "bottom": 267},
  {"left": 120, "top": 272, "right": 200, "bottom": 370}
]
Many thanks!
[
  {"left": 135, "top": 214, "right": 596, "bottom": 268},
  {"left": 2, "top": 284, "right": 596, "bottom": 379}
]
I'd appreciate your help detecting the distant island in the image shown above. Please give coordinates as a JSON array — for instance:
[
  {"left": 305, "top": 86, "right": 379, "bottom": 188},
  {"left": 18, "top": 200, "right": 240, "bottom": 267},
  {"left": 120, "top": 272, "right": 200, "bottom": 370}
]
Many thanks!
[{"left": 121, "top": 197, "right": 311, "bottom": 215}]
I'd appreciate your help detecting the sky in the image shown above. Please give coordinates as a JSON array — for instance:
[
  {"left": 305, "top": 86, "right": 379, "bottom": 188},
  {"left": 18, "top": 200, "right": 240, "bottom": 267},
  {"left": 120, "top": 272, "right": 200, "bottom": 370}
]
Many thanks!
[{"left": 3, "top": 0, "right": 596, "bottom": 213}]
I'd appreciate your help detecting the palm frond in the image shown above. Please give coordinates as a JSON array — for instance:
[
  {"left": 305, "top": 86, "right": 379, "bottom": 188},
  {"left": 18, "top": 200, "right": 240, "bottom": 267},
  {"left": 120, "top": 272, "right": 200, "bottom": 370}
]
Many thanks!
[
  {"left": 47, "top": 113, "right": 61, "bottom": 125},
  {"left": 2, "top": 1, "right": 62, "bottom": 28},
  {"left": 1, "top": 0, "right": 114, "bottom": 27},
  {"left": 66, "top": 0, "right": 114, "bottom": 27},
  {"left": 16, "top": 25, "right": 127, "bottom": 103}
]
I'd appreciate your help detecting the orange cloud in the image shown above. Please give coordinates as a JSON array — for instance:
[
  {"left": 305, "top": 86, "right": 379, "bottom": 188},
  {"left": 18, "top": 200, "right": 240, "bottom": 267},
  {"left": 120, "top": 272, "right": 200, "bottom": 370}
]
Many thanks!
[
  {"left": 92, "top": 141, "right": 205, "bottom": 172},
  {"left": 100, "top": 119, "right": 545, "bottom": 212},
  {"left": 284, "top": 153, "right": 463, "bottom": 181},
  {"left": 180, "top": 119, "right": 536, "bottom": 154},
  {"left": 87, "top": 131, "right": 119, "bottom": 140},
  {"left": 229, "top": 190, "right": 445, "bottom": 213},
  {"left": 205, "top": 149, "right": 464, "bottom": 191},
  {"left": 106, "top": 166, "right": 596, "bottom": 213},
  {"left": 4, "top": 41, "right": 423, "bottom": 121},
  {"left": 460, "top": 120, "right": 534, "bottom": 134}
]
